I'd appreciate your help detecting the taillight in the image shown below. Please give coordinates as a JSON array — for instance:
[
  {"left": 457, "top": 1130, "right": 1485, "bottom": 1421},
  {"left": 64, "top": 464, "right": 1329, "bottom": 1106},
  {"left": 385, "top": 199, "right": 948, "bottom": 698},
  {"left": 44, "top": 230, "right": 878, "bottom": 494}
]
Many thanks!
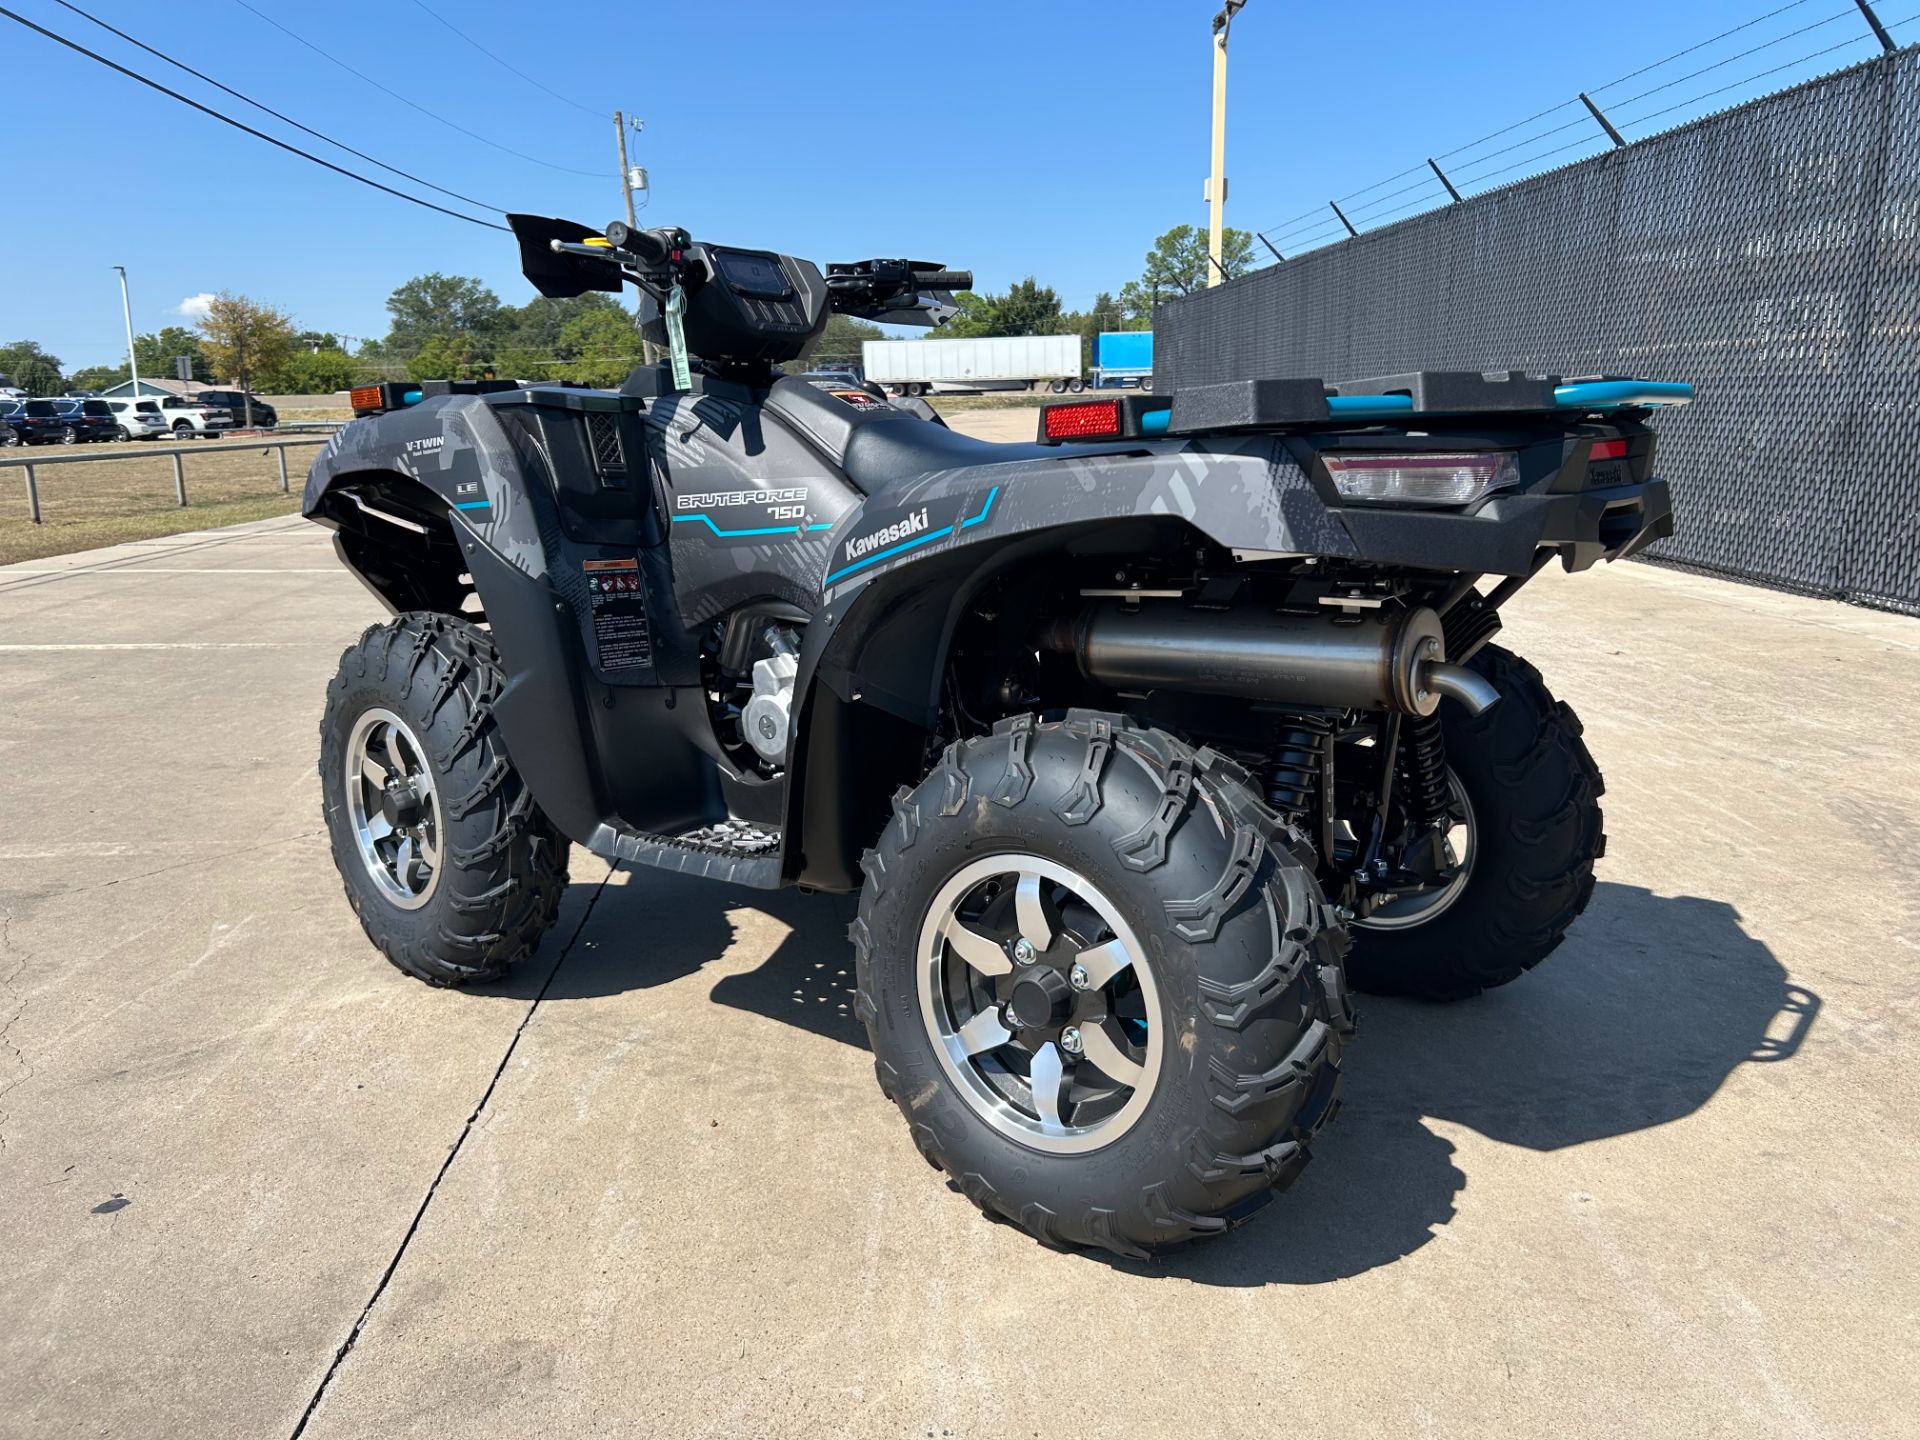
[
  {"left": 1590, "top": 438, "right": 1629, "bottom": 460},
  {"left": 1042, "top": 399, "right": 1121, "bottom": 441},
  {"left": 1323, "top": 451, "right": 1521, "bottom": 508}
]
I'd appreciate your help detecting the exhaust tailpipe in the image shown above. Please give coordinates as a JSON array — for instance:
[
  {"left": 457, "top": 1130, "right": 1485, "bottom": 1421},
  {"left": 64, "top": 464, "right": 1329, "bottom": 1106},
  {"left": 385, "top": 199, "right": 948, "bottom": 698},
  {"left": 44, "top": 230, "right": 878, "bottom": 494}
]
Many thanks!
[{"left": 1042, "top": 603, "right": 1499, "bottom": 717}]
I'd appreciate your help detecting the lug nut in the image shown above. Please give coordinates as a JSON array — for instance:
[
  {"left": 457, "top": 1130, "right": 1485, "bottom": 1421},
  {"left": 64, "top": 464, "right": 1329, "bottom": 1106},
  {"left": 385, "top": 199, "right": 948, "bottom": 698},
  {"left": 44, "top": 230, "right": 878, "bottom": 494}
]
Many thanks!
[
  {"left": 1060, "top": 1026, "right": 1084, "bottom": 1055},
  {"left": 1068, "top": 963, "right": 1091, "bottom": 991},
  {"left": 1013, "top": 938, "right": 1038, "bottom": 964}
]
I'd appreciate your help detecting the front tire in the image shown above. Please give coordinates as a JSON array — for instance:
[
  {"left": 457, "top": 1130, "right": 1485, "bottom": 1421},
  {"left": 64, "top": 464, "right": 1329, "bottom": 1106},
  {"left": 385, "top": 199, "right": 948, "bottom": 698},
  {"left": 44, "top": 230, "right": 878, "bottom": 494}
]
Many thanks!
[
  {"left": 1347, "top": 644, "right": 1605, "bottom": 1000},
  {"left": 319, "top": 613, "right": 569, "bottom": 986},
  {"left": 854, "top": 712, "right": 1351, "bottom": 1257}
]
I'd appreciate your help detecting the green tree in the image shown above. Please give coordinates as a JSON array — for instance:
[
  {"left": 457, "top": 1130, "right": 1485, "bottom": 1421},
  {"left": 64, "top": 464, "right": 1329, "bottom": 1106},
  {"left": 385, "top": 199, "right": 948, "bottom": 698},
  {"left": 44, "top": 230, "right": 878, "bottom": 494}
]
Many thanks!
[
  {"left": 198, "top": 293, "right": 297, "bottom": 421},
  {"left": 990, "top": 278, "right": 1064, "bottom": 337},
  {"left": 0, "top": 340, "right": 64, "bottom": 394},
  {"left": 266, "top": 347, "right": 356, "bottom": 394},
  {"left": 293, "top": 329, "right": 340, "bottom": 353},
  {"left": 495, "top": 293, "right": 624, "bottom": 356},
  {"left": 406, "top": 332, "right": 490, "bottom": 382},
  {"left": 384, "top": 274, "right": 502, "bottom": 359},
  {"left": 1119, "top": 224, "right": 1255, "bottom": 322},
  {"left": 937, "top": 291, "right": 1000, "bottom": 338},
  {"left": 67, "top": 364, "right": 130, "bottom": 393},
  {"left": 790, "top": 313, "right": 885, "bottom": 371},
  {"left": 133, "top": 327, "right": 211, "bottom": 383},
  {"left": 554, "top": 306, "right": 644, "bottom": 387}
]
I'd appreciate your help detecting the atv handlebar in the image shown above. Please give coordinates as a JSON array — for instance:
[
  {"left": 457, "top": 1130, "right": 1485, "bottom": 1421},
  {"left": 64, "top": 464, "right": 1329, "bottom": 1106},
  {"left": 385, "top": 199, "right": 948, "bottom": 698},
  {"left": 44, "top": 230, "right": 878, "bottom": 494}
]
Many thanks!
[
  {"left": 911, "top": 270, "right": 972, "bottom": 292},
  {"left": 603, "top": 221, "right": 689, "bottom": 268}
]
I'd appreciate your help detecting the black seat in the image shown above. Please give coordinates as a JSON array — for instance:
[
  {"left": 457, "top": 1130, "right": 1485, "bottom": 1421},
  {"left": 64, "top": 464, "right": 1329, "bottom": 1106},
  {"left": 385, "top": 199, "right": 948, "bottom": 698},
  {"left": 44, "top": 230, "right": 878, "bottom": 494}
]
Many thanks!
[{"left": 764, "top": 376, "right": 1053, "bottom": 494}]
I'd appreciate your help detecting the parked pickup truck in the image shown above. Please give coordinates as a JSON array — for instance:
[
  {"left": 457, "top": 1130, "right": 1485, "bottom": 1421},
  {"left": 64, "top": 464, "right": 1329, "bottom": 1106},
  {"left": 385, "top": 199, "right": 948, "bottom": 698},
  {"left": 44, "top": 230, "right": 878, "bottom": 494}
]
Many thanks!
[{"left": 157, "top": 394, "right": 235, "bottom": 438}]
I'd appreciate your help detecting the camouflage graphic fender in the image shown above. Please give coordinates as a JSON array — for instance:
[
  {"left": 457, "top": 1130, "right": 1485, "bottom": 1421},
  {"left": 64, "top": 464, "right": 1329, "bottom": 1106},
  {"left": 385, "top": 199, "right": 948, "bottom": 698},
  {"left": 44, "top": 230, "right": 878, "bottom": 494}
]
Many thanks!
[
  {"left": 301, "top": 395, "right": 549, "bottom": 580},
  {"left": 817, "top": 434, "right": 1354, "bottom": 604}
]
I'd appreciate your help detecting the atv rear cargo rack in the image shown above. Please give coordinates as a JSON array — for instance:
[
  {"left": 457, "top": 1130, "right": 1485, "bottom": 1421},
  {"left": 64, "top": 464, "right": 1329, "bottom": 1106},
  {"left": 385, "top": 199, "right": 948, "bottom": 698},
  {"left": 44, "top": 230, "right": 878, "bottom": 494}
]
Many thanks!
[{"left": 1035, "top": 371, "right": 1695, "bottom": 444}]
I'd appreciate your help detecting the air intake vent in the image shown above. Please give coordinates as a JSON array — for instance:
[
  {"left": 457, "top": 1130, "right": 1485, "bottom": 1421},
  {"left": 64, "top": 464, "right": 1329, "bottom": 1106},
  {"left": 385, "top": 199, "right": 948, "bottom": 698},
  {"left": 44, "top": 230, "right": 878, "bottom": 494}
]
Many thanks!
[{"left": 586, "top": 412, "right": 624, "bottom": 473}]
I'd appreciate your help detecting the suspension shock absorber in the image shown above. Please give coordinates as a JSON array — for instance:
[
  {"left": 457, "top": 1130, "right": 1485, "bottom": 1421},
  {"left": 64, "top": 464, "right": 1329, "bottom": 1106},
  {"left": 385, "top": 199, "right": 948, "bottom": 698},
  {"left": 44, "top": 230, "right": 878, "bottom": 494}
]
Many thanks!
[
  {"left": 1396, "top": 710, "right": 1452, "bottom": 827},
  {"left": 1267, "top": 713, "right": 1337, "bottom": 857}
]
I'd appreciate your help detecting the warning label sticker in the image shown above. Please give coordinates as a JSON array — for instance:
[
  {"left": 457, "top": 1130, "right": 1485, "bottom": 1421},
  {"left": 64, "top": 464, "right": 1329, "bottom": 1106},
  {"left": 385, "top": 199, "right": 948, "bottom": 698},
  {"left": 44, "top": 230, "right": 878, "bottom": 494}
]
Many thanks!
[{"left": 583, "top": 557, "right": 652, "bottom": 671}]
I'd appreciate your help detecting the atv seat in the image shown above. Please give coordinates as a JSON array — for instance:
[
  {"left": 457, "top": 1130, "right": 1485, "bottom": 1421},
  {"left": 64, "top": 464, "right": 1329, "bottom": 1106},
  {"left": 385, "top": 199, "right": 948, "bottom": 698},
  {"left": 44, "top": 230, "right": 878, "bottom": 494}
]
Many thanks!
[{"left": 765, "top": 377, "right": 1053, "bottom": 494}]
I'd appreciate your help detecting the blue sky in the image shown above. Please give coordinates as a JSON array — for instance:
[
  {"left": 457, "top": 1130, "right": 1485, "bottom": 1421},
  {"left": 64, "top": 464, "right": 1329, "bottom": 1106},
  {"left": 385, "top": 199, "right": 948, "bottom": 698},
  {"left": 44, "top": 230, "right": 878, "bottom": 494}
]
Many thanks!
[{"left": 2, "top": 0, "right": 1909, "bottom": 368}]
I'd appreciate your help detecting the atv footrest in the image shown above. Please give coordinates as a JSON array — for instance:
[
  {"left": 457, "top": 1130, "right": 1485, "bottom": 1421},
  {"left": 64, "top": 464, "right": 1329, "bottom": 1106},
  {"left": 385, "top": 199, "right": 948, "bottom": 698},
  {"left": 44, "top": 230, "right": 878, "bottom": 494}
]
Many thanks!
[{"left": 588, "top": 820, "right": 784, "bottom": 888}]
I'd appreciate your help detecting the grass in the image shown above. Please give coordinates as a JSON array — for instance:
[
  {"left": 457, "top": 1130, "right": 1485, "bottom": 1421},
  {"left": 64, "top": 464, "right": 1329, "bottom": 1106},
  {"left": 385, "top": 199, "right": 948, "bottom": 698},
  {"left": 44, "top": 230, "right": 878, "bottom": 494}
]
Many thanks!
[{"left": 0, "top": 437, "right": 326, "bottom": 566}]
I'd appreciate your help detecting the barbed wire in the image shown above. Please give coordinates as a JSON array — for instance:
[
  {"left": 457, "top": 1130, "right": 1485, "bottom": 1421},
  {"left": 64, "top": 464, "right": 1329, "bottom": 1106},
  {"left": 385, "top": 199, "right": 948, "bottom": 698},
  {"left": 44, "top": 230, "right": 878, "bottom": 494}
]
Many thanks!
[{"left": 1252, "top": 2, "right": 1909, "bottom": 262}]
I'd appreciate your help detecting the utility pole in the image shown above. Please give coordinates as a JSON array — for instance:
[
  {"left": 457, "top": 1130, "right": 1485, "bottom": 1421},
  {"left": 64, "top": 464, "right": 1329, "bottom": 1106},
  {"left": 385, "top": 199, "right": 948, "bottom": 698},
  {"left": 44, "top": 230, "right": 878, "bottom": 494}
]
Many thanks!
[
  {"left": 1207, "top": 2, "right": 1245, "bottom": 287},
  {"left": 112, "top": 266, "right": 139, "bottom": 399},
  {"left": 614, "top": 110, "right": 639, "bottom": 235}
]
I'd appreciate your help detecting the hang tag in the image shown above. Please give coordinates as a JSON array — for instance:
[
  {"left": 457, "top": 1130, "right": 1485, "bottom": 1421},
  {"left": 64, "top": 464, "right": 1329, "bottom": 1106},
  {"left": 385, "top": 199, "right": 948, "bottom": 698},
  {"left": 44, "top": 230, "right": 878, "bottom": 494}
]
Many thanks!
[{"left": 664, "top": 282, "right": 692, "bottom": 392}]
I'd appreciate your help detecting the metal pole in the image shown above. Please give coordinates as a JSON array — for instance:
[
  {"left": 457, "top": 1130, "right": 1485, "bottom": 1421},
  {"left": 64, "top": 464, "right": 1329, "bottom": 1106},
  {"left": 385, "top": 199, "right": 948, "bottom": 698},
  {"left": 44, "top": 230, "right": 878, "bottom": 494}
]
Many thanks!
[
  {"left": 23, "top": 463, "right": 39, "bottom": 524},
  {"left": 172, "top": 452, "right": 186, "bottom": 507},
  {"left": 1206, "top": 6, "right": 1239, "bottom": 288},
  {"left": 1853, "top": 0, "right": 1896, "bottom": 52},
  {"left": 1427, "top": 158, "right": 1463, "bottom": 203},
  {"left": 1579, "top": 92, "right": 1628, "bottom": 148},
  {"left": 1329, "top": 200, "right": 1359, "bottom": 238},
  {"left": 614, "top": 110, "right": 639, "bottom": 233},
  {"left": 1256, "top": 233, "right": 1285, "bottom": 264},
  {"left": 114, "top": 265, "right": 140, "bottom": 399},
  {"left": 276, "top": 445, "right": 289, "bottom": 494}
]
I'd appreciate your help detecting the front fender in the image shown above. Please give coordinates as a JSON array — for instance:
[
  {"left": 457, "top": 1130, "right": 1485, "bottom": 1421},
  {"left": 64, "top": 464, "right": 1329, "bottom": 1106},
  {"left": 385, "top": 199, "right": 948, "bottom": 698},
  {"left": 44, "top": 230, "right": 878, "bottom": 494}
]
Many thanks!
[{"left": 303, "top": 395, "right": 551, "bottom": 583}]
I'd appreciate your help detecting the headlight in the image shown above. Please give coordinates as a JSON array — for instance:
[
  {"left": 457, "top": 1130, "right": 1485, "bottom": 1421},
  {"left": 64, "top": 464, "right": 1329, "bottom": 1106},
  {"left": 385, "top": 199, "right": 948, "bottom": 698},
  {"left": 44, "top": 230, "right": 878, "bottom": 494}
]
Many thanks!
[{"left": 1324, "top": 451, "right": 1520, "bottom": 508}]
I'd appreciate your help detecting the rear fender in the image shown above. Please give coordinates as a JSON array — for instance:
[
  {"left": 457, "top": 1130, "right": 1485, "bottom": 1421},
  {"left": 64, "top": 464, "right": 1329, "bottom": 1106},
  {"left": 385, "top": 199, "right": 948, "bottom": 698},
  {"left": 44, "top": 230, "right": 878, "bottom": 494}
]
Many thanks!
[{"left": 779, "top": 432, "right": 1355, "bottom": 889}]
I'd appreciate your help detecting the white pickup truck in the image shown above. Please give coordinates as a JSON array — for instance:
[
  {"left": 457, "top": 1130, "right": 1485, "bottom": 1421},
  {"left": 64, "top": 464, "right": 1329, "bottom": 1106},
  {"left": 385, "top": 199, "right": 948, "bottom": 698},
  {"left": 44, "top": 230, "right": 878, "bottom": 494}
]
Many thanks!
[{"left": 156, "top": 394, "right": 234, "bottom": 439}]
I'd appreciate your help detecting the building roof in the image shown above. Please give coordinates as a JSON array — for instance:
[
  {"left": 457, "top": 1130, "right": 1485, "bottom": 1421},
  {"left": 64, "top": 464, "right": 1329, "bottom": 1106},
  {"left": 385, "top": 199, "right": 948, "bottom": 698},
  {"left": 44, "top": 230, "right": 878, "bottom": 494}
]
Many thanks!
[{"left": 98, "top": 378, "right": 230, "bottom": 399}]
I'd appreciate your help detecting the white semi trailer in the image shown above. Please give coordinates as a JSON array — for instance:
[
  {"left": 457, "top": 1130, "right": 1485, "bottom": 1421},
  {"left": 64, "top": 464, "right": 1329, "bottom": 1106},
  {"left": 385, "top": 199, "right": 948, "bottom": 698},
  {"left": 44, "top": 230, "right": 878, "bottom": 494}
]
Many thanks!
[{"left": 862, "top": 335, "right": 1084, "bottom": 396}]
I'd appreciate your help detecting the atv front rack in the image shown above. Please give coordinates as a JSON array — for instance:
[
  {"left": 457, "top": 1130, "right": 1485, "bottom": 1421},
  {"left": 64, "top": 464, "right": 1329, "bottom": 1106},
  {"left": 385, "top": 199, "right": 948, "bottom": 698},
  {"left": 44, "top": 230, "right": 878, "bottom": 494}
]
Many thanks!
[{"left": 1037, "top": 371, "right": 1695, "bottom": 444}]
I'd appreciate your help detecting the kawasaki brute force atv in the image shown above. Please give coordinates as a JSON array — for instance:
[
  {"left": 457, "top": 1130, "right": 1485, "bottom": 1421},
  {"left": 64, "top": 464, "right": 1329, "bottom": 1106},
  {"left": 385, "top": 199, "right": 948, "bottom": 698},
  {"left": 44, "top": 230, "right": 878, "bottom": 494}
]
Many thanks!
[{"left": 305, "top": 214, "right": 1690, "bottom": 1257}]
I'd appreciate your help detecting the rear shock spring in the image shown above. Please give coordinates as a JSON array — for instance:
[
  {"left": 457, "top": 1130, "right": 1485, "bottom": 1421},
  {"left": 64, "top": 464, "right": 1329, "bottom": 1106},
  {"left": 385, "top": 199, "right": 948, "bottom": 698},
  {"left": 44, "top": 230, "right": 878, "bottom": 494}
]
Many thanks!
[
  {"left": 1397, "top": 711, "right": 1452, "bottom": 827},
  {"left": 1267, "top": 715, "right": 1336, "bottom": 823}
]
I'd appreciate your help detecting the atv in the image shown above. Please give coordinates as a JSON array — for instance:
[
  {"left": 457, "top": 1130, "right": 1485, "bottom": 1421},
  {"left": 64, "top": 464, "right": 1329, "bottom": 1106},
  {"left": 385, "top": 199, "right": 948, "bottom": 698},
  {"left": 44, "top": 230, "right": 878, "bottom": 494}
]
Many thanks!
[{"left": 303, "top": 214, "right": 1690, "bottom": 1257}]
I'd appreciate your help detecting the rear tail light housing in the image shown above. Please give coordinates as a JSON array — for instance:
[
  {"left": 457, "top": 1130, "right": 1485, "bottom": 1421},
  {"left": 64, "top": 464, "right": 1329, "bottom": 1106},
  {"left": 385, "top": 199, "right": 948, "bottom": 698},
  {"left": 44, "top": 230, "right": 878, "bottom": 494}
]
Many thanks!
[
  {"left": 1042, "top": 399, "right": 1121, "bottom": 441},
  {"left": 1323, "top": 451, "right": 1520, "bottom": 508},
  {"left": 1589, "top": 438, "right": 1629, "bottom": 460}
]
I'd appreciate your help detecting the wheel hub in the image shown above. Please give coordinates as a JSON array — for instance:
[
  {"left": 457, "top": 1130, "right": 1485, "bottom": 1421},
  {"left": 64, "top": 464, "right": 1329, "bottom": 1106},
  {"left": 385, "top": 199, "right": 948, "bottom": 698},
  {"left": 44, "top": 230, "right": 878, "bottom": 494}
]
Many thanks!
[
  {"left": 918, "top": 855, "right": 1162, "bottom": 1156},
  {"left": 343, "top": 707, "right": 443, "bottom": 911},
  {"left": 1006, "top": 964, "right": 1073, "bottom": 1030}
]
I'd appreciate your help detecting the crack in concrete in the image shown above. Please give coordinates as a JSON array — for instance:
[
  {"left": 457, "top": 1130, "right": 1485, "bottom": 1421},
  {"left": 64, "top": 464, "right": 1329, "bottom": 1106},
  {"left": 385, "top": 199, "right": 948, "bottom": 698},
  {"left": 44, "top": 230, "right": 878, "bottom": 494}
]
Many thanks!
[
  {"left": 0, "top": 905, "right": 32, "bottom": 1151},
  {"left": 287, "top": 866, "right": 618, "bottom": 1440},
  {"left": 43, "top": 828, "right": 327, "bottom": 900}
]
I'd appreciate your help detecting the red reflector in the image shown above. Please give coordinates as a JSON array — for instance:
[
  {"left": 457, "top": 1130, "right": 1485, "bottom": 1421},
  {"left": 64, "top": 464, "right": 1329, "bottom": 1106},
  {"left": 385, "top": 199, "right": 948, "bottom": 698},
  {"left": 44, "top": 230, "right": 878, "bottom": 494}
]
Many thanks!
[
  {"left": 349, "top": 385, "right": 384, "bottom": 412},
  {"left": 1043, "top": 400, "right": 1121, "bottom": 440},
  {"left": 1590, "top": 438, "right": 1629, "bottom": 460}
]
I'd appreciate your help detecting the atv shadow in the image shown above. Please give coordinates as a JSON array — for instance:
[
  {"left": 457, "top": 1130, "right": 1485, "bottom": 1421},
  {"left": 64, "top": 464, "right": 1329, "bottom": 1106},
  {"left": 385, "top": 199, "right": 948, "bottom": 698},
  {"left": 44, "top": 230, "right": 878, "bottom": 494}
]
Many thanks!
[
  {"left": 1131, "top": 880, "right": 1819, "bottom": 1286},
  {"left": 522, "top": 870, "right": 1817, "bottom": 1286}
]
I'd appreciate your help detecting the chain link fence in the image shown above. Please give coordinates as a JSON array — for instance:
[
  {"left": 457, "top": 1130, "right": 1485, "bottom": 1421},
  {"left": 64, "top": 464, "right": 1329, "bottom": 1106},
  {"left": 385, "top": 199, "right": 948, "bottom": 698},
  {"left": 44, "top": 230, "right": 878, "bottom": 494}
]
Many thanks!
[{"left": 1155, "top": 47, "right": 1920, "bottom": 615}]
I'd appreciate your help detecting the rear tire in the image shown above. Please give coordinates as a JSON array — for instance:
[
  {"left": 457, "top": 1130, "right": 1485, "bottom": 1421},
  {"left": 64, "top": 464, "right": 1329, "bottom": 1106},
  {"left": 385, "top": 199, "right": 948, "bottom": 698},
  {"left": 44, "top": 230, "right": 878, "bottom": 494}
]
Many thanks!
[
  {"left": 319, "top": 613, "right": 569, "bottom": 986},
  {"left": 854, "top": 712, "right": 1352, "bottom": 1257},
  {"left": 1347, "top": 645, "right": 1605, "bottom": 1000}
]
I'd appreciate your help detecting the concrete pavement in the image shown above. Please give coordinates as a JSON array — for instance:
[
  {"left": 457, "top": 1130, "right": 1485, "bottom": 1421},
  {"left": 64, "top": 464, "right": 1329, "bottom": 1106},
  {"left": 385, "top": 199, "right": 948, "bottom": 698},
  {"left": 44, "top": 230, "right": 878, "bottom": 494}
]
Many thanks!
[{"left": 1, "top": 469, "right": 1915, "bottom": 1436}]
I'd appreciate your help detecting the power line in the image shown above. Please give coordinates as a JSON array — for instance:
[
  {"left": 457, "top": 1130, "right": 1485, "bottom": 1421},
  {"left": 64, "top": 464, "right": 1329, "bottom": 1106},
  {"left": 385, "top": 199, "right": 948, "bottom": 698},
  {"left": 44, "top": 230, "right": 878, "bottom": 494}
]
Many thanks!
[
  {"left": 48, "top": 0, "right": 505, "bottom": 217},
  {"left": 230, "top": 0, "right": 602, "bottom": 178},
  {"left": 406, "top": 0, "right": 603, "bottom": 120},
  {"left": 0, "top": 7, "right": 509, "bottom": 231}
]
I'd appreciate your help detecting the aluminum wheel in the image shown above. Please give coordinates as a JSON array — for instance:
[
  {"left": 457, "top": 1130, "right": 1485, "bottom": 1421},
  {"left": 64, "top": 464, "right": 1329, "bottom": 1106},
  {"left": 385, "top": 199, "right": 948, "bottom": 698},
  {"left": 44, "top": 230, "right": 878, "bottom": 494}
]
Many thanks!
[
  {"left": 343, "top": 707, "right": 443, "bottom": 911},
  {"left": 1357, "top": 770, "right": 1477, "bottom": 930},
  {"left": 917, "top": 854, "right": 1162, "bottom": 1156}
]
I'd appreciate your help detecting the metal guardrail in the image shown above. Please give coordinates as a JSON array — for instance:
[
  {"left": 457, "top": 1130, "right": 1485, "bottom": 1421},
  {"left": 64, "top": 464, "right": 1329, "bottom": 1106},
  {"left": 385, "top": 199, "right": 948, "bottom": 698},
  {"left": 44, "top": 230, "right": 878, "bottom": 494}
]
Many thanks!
[{"left": 0, "top": 435, "right": 330, "bottom": 525}]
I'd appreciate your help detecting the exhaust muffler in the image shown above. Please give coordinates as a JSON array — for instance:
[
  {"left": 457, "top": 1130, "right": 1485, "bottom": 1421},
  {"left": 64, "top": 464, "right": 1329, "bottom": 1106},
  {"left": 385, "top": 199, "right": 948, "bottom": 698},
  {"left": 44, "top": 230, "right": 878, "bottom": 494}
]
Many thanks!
[{"left": 1041, "top": 602, "right": 1499, "bottom": 717}]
